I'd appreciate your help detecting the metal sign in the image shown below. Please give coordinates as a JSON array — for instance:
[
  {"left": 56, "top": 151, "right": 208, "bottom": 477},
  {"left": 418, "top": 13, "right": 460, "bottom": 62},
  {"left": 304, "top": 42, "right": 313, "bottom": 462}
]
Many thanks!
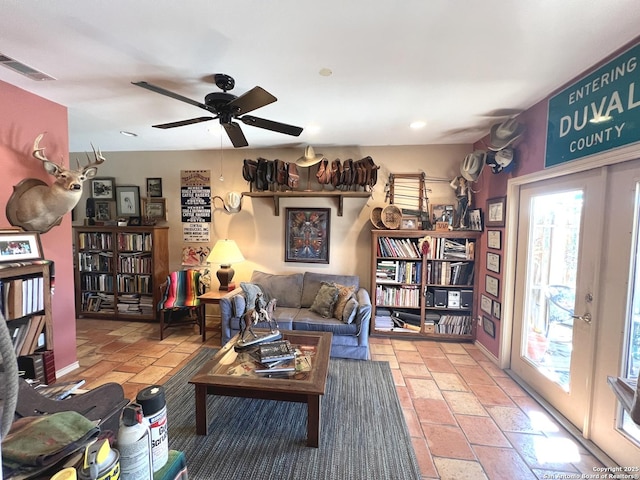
[{"left": 546, "top": 41, "right": 640, "bottom": 168}]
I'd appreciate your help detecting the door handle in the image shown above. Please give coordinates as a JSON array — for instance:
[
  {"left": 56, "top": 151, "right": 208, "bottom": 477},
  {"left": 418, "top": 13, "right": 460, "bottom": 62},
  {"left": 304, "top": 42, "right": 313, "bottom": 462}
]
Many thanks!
[{"left": 571, "top": 312, "right": 592, "bottom": 323}]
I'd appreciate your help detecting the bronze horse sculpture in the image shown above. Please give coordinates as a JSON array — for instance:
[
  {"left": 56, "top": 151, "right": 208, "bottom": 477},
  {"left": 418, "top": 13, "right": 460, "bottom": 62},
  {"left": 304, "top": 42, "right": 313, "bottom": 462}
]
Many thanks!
[{"left": 239, "top": 293, "right": 278, "bottom": 342}]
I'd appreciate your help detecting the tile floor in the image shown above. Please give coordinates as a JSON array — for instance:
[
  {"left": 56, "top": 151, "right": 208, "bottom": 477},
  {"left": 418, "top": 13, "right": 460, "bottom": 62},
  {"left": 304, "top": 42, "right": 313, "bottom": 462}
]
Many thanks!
[{"left": 59, "top": 318, "right": 606, "bottom": 480}]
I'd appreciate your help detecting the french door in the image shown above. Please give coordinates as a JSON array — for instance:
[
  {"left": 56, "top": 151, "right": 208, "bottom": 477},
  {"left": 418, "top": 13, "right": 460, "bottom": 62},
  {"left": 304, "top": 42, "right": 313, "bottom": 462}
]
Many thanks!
[{"left": 510, "top": 160, "right": 640, "bottom": 465}]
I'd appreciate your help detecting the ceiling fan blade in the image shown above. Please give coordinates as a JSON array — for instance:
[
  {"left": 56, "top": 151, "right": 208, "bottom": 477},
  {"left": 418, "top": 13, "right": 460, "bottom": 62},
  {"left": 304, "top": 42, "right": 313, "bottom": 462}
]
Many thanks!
[
  {"left": 227, "top": 86, "right": 277, "bottom": 115},
  {"left": 223, "top": 122, "right": 249, "bottom": 148},
  {"left": 132, "top": 81, "right": 211, "bottom": 111},
  {"left": 240, "top": 115, "right": 303, "bottom": 136},
  {"left": 152, "top": 117, "right": 216, "bottom": 129}
]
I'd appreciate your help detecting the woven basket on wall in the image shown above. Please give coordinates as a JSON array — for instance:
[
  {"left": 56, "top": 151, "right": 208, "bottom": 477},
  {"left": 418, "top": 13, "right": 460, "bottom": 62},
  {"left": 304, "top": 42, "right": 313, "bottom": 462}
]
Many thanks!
[
  {"left": 381, "top": 205, "right": 402, "bottom": 229},
  {"left": 370, "top": 207, "right": 385, "bottom": 229}
]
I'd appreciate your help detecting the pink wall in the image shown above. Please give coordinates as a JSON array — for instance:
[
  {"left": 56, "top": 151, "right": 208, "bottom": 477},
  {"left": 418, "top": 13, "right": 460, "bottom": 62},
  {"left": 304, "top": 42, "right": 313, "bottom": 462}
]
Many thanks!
[
  {"left": 0, "top": 79, "right": 77, "bottom": 371},
  {"left": 473, "top": 35, "right": 640, "bottom": 358}
]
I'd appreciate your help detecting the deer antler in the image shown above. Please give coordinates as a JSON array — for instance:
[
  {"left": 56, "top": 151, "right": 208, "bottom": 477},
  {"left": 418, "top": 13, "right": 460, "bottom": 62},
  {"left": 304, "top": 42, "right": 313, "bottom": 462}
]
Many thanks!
[
  {"left": 32, "top": 133, "right": 49, "bottom": 163},
  {"left": 75, "top": 143, "right": 106, "bottom": 171}
]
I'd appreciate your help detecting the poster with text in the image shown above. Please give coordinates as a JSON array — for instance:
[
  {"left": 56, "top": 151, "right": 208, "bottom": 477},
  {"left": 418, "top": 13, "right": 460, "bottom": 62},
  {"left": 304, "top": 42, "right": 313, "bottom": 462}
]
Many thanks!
[
  {"left": 181, "top": 170, "right": 211, "bottom": 223},
  {"left": 183, "top": 223, "right": 210, "bottom": 243}
]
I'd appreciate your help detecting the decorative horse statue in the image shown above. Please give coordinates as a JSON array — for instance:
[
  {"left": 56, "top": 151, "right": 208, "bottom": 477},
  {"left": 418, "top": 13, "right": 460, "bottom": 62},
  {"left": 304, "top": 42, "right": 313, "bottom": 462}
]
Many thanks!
[{"left": 239, "top": 293, "right": 278, "bottom": 342}]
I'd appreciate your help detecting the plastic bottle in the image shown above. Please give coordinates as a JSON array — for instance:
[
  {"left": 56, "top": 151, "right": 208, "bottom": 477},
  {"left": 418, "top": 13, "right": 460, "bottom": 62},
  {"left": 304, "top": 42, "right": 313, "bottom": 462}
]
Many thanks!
[
  {"left": 136, "top": 385, "right": 169, "bottom": 472},
  {"left": 117, "top": 403, "right": 153, "bottom": 480}
]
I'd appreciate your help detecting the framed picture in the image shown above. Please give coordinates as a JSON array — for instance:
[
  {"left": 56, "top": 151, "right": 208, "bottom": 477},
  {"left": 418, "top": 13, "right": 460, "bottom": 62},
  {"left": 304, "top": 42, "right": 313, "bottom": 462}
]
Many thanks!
[
  {"left": 483, "top": 316, "right": 496, "bottom": 338},
  {"left": 486, "top": 274, "right": 500, "bottom": 297},
  {"left": 127, "top": 216, "right": 141, "bottom": 226},
  {"left": 91, "top": 177, "right": 115, "bottom": 200},
  {"left": 430, "top": 204, "right": 454, "bottom": 225},
  {"left": 493, "top": 300, "right": 501, "bottom": 319},
  {"left": 95, "top": 200, "right": 115, "bottom": 221},
  {"left": 142, "top": 197, "right": 168, "bottom": 221},
  {"left": 468, "top": 208, "right": 483, "bottom": 231},
  {"left": 400, "top": 216, "right": 420, "bottom": 230},
  {"left": 487, "top": 230, "right": 502, "bottom": 250},
  {"left": 116, "top": 185, "right": 141, "bottom": 217},
  {"left": 0, "top": 232, "right": 43, "bottom": 263},
  {"left": 146, "top": 178, "right": 163, "bottom": 197},
  {"left": 486, "top": 196, "right": 506, "bottom": 227},
  {"left": 481, "top": 294, "right": 493, "bottom": 314},
  {"left": 285, "top": 208, "right": 330, "bottom": 263},
  {"left": 486, "top": 252, "right": 501, "bottom": 273}
]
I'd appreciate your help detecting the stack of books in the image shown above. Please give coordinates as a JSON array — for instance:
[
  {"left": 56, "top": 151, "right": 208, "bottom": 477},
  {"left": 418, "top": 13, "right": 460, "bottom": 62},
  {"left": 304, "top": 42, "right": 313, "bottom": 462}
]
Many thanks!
[{"left": 253, "top": 340, "right": 297, "bottom": 373}]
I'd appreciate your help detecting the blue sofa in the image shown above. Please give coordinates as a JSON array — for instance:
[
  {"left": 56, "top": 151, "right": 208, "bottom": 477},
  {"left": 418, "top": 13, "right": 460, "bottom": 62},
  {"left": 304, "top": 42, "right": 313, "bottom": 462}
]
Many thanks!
[{"left": 219, "top": 271, "right": 371, "bottom": 360}]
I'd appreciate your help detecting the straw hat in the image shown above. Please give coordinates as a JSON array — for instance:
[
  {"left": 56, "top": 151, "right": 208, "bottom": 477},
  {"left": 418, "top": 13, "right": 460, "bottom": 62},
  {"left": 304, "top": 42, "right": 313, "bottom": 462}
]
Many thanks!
[
  {"left": 295, "top": 146, "right": 325, "bottom": 167},
  {"left": 488, "top": 118, "right": 525, "bottom": 151},
  {"left": 461, "top": 150, "right": 486, "bottom": 182}
]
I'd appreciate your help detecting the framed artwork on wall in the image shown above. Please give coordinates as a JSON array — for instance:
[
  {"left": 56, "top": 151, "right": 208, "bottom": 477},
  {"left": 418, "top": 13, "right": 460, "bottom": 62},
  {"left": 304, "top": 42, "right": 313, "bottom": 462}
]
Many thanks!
[
  {"left": 400, "top": 216, "right": 420, "bottom": 230},
  {"left": 95, "top": 200, "right": 115, "bottom": 221},
  {"left": 146, "top": 177, "right": 163, "bottom": 197},
  {"left": 486, "top": 252, "right": 501, "bottom": 273},
  {"left": 116, "top": 186, "right": 141, "bottom": 217},
  {"left": 485, "top": 274, "right": 500, "bottom": 297},
  {"left": 493, "top": 300, "right": 501, "bottom": 319},
  {"left": 480, "top": 294, "right": 493, "bottom": 314},
  {"left": 0, "top": 231, "right": 43, "bottom": 263},
  {"left": 487, "top": 230, "right": 502, "bottom": 249},
  {"left": 285, "top": 208, "right": 330, "bottom": 263},
  {"left": 91, "top": 177, "right": 115, "bottom": 200},
  {"left": 142, "top": 197, "right": 167, "bottom": 221},
  {"left": 468, "top": 208, "right": 483, "bottom": 231},
  {"left": 483, "top": 316, "right": 496, "bottom": 338},
  {"left": 486, "top": 196, "right": 506, "bottom": 227}
]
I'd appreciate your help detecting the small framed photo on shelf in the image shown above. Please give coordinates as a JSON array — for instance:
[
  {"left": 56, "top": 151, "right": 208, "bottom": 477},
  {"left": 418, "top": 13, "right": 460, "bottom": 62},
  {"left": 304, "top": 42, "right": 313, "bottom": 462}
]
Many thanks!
[
  {"left": 481, "top": 294, "right": 493, "bottom": 314},
  {"left": 486, "top": 196, "right": 506, "bottom": 227},
  {"left": 468, "top": 208, "right": 483, "bottom": 231},
  {"left": 146, "top": 177, "right": 163, "bottom": 197},
  {"left": 487, "top": 230, "right": 502, "bottom": 250},
  {"left": 486, "top": 252, "right": 500, "bottom": 273},
  {"left": 142, "top": 197, "right": 168, "bottom": 221},
  {"left": 285, "top": 208, "right": 330, "bottom": 264},
  {"left": 485, "top": 274, "right": 500, "bottom": 297},
  {"left": 0, "top": 231, "right": 43, "bottom": 263},
  {"left": 95, "top": 200, "right": 115, "bottom": 221},
  {"left": 483, "top": 316, "right": 496, "bottom": 338},
  {"left": 493, "top": 300, "right": 501, "bottom": 319},
  {"left": 400, "top": 216, "right": 420, "bottom": 230},
  {"left": 116, "top": 185, "right": 141, "bottom": 217},
  {"left": 430, "top": 204, "right": 454, "bottom": 225},
  {"left": 91, "top": 177, "right": 115, "bottom": 200}
]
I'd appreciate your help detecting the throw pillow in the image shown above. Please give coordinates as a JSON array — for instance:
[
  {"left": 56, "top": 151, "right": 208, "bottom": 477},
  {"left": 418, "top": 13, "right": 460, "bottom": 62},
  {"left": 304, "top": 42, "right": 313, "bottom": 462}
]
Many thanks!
[
  {"left": 333, "top": 283, "right": 356, "bottom": 320},
  {"left": 342, "top": 297, "right": 358, "bottom": 324},
  {"left": 309, "top": 282, "right": 339, "bottom": 318},
  {"left": 240, "top": 282, "right": 264, "bottom": 313}
]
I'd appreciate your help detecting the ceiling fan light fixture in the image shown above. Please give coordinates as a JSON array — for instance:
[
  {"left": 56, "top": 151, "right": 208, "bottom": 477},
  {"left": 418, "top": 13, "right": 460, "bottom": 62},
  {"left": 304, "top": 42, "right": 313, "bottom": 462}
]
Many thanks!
[
  {"left": 120, "top": 130, "right": 138, "bottom": 137},
  {"left": 319, "top": 67, "right": 333, "bottom": 77},
  {"left": 410, "top": 121, "right": 426, "bottom": 130}
]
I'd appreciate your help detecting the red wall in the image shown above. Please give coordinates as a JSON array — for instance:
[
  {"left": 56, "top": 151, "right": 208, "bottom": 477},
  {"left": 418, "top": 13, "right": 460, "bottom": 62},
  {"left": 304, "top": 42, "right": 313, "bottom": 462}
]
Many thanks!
[{"left": 0, "top": 79, "right": 77, "bottom": 371}]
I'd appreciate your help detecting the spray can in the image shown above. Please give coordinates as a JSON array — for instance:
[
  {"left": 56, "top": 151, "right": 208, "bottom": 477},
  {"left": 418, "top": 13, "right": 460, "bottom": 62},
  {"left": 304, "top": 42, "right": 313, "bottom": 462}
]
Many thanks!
[
  {"left": 77, "top": 438, "right": 120, "bottom": 480},
  {"left": 117, "top": 403, "right": 153, "bottom": 480},
  {"left": 136, "top": 385, "right": 168, "bottom": 472}
]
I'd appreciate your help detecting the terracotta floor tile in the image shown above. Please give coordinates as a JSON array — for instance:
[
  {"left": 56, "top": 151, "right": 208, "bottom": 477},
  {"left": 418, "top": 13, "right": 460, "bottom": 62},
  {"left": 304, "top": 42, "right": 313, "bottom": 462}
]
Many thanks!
[
  {"left": 494, "top": 376, "right": 528, "bottom": 397},
  {"left": 415, "top": 343, "right": 447, "bottom": 359},
  {"left": 433, "top": 457, "right": 489, "bottom": 480},
  {"left": 438, "top": 343, "right": 467, "bottom": 355},
  {"left": 456, "top": 414, "right": 511, "bottom": 447},
  {"left": 85, "top": 371, "right": 134, "bottom": 389},
  {"left": 487, "top": 406, "right": 539, "bottom": 434},
  {"left": 391, "top": 367, "right": 406, "bottom": 387},
  {"left": 443, "top": 391, "right": 488, "bottom": 416},
  {"left": 504, "top": 432, "right": 581, "bottom": 472},
  {"left": 413, "top": 398, "right": 457, "bottom": 425},
  {"left": 372, "top": 353, "right": 398, "bottom": 368},
  {"left": 473, "top": 445, "right": 538, "bottom": 480},
  {"left": 390, "top": 339, "right": 418, "bottom": 351},
  {"left": 469, "top": 384, "right": 515, "bottom": 406},
  {"left": 424, "top": 357, "right": 457, "bottom": 373},
  {"left": 395, "top": 385, "right": 413, "bottom": 409},
  {"left": 128, "top": 365, "right": 174, "bottom": 385},
  {"left": 455, "top": 365, "right": 496, "bottom": 385},
  {"left": 153, "top": 352, "right": 191, "bottom": 368},
  {"left": 396, "top": 350, "right": 425, "bottom": 364},
  {"left": 446, "top": 353, "right": 478, "bottom": 366},
  {"left": 406, "top": 378, "right": 444, "bottom": 400},
  {"left": 399, "top": 362, "right": 431, "bottom": 379},
  {"left": 78, "top": 360, "right": 121, "bottom": 378},
  {"left": 403, "top": 407, "right": 424, "bottom": 438},
  {"left": 431, "top": 372, "right": 468, "bottom": 392},
  {"left": 411, "top": 436, "right": 438, "bottom": 478},
  {"left": 422, "top": 423, "right": 475, "bottom": 460},
  {"left": 478, "top": 360, "right": 508, "bottom": 378},
  {"left": 370, "top": 343, "right": 395, "bottom": 355}
]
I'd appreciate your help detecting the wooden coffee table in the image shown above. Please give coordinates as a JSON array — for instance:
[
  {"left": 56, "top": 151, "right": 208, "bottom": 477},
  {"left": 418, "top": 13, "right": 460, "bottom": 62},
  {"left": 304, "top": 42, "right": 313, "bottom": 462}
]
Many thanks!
[{"left": 189, "top": 331, "right": 332, "bottom": 447}]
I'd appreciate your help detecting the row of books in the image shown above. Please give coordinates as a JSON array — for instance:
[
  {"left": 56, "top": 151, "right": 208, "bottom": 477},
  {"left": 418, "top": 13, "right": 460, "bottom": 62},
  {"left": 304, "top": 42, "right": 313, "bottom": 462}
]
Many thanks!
[
  {"left": 426, "top": 261, "right": 473, "bottom": 286},
  {"left": 376, "top": 260, "right": 423, "bottom": 284},
  {"left": 80, "top": 273, "right": 114, "bottom": 292},
  {"left": 77, "top": 232, "right": 113, "bottom": 250},
  {"left": 9, "top": 314, "right": 46, "bottom": 356},
  {"left": 118, "top": 253, "right": 153, "bottom": 274},
  {"left": 432, "top": 315, "right": 473, "bottom": 335},
  {"left": 377, "top": 237, "right": 421, "bottom": 258},
  {"left": 116, "top": 274, "right": 152, "bottom": 294},
  {"left": 116, "top": 233, "right": 153, "bottom": 252},
  {"left": 78, "top": 252, "right": 113, "bottom": 273},
  {"left": 423, "top": 237, "right": 475, "bottom": 260},
  {"left": 375, "top": 285, "right": 421, "bottom": 307},
  {"left": 81, "top": 292, "right": 115, "bottom": 312},
  {"left": 0, "top": 276, "right": 45, "bottom": 320}
]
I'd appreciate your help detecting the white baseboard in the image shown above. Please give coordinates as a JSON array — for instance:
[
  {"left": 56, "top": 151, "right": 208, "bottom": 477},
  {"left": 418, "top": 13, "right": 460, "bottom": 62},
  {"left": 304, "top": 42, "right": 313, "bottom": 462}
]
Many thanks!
[
  {"left": 56, "top": 361, "right": 80, "bottom": 379},
  {"left": 474, "top": 340, "right": 499, "bottom": 365}
]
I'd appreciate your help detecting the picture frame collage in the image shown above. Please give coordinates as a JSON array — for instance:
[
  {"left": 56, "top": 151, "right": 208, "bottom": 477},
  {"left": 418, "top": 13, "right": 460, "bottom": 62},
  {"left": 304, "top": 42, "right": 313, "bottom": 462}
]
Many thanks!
[
  {"left": 88, "top": 177, "right": 166, "bottom": 226},
  {"left": 482, "top": 196, "right": 505, "bottom": 339}
]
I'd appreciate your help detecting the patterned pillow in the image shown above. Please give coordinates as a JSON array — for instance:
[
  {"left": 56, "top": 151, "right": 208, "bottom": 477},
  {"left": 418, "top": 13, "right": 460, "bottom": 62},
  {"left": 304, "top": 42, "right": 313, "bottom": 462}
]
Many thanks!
[
  {"left": 333, "top": 283, "right": 356, "bottom": 320},
  {"left": 309, "top": 282, "right": 339, "bottom": 318},
  {"left": 342, "top": 297, "right": 359, "bottom": 324},
  {"left": 240, "top": 282, "right": 264, "bottom": 313}
]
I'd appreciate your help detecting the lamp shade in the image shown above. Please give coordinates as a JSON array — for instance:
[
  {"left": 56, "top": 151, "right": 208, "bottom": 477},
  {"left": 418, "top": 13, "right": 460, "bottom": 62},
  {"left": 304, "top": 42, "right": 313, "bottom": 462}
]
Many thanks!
[{"left": 207, "top": 239, "right": 245, "bottom": 266}]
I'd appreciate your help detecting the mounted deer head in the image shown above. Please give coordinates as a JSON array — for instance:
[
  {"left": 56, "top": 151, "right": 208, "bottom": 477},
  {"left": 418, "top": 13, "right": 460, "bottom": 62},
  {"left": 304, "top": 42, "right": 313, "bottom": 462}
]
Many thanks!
[{"left": 5, "top": 133, "right": 105, "bottom": 233}]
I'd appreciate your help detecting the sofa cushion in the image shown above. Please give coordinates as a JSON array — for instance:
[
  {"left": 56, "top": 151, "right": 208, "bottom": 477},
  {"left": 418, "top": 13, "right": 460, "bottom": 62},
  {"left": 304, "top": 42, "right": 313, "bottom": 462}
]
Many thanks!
[
  {"left": 240, "top": 282, "right": 264, "bottom": 313},
  {"left": 342, "top": 296, "right": 359, "bottom": 324},
  {"left": 333, "top": 284, "right": 356, "bottom": 320},
  {"left": 301, "top": 272, "right": 359, "bottom": 308},
  {"left": 251, "top": 271, "right": 304, "bottom": 308},
  {"left": 309, "top": 282, "right": 339, "bottom": 318},
  {"left": 293, "top": 309, "right": 359, "bottom": 335}
]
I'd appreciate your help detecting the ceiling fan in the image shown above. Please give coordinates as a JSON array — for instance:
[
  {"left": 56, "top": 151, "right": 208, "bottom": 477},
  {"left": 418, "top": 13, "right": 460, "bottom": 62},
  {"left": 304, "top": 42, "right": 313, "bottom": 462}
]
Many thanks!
[{"left": 132, "top": 74, "right": 303, "bottom": 148}]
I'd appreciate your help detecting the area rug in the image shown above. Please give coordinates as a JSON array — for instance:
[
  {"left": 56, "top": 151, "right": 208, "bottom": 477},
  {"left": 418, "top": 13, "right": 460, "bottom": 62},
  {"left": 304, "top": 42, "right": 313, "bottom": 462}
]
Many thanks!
[{"left": 163, "top": 348, "right": 420, "bottom": 480}]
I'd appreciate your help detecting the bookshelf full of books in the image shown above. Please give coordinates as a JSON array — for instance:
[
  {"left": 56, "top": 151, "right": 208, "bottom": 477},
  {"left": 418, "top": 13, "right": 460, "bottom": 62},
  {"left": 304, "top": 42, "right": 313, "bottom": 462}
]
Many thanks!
[
  {"left": 74, "top": 226, "right": 169, "bottom": 321},
  {"left": 371, "top": 229, "right": 479, "bottom": 340},
  {"left": 0, "top": 260, "right": 55, "bottom": 382}
]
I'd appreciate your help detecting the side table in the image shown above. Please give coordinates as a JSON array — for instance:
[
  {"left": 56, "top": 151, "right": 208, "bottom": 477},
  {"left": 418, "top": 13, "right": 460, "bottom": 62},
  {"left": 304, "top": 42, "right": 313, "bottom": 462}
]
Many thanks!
[{"left": 198, "top": 290, "right": 226, "bottom": 342}]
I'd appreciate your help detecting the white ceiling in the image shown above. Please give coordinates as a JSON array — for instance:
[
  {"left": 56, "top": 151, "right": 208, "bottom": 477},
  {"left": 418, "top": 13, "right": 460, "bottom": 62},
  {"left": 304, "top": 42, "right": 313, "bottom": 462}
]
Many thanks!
[{"left": 2, "top": 1, "right": 639, "bottom": 153}]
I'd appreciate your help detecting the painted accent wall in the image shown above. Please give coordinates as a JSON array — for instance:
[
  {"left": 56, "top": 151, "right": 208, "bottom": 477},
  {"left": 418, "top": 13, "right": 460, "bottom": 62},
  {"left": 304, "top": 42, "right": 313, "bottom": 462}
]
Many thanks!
[{"left": 0, "top": 79, "right": 77, "bottom": 371}]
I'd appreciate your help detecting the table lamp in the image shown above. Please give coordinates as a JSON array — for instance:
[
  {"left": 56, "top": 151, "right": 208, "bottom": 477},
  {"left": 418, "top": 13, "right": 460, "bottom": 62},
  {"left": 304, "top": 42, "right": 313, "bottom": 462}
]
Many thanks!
[{"left": 207, "top": 239, "right": 245, "bottom": 291}]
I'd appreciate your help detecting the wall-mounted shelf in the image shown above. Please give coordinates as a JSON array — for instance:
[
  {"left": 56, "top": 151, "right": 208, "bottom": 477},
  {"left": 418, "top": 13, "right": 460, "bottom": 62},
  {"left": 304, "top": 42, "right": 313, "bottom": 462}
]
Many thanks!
[{"left": 242, "top": 191, "right": 370, "bottom": 216}]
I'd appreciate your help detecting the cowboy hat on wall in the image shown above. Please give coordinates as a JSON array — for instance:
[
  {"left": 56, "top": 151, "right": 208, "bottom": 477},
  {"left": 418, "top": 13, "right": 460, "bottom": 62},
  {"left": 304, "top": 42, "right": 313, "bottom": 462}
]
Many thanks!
[
  {"left": 295, "top": 145, "right": 325, "bottom": 167},
  {"left": 461, "top": 150, "right": 487, "bottom": 182},
  {"left": 488, "top": 118, "right": 525, "bottom": 151}
]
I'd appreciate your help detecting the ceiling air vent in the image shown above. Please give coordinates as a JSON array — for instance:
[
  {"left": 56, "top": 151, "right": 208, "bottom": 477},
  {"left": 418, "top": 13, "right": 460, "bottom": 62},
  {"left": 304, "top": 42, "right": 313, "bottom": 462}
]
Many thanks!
[{"left": 0, "top": 53, "right": 55, "bottom": 81}]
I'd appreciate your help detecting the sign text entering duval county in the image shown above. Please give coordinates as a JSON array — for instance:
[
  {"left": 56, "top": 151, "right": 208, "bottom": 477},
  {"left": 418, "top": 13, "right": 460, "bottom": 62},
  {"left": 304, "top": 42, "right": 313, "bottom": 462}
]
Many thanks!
[{"left": 546, "top": 42, "right": 640, "bottom": 168}]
